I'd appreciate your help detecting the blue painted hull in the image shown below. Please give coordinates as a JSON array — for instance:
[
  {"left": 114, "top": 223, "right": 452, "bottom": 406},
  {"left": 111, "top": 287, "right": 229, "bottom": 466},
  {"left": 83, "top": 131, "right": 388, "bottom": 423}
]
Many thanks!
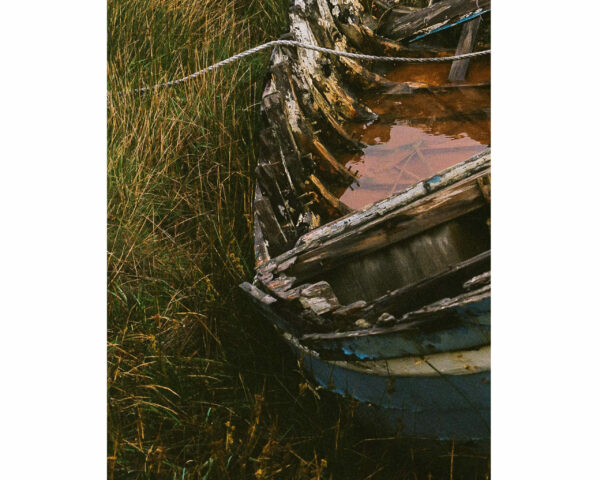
[
  {"left": 291, "top": 341, "right": 491, "bottom": 440},
  {"left": 240, "top": 282, "right": 491, "bottom": 440}
]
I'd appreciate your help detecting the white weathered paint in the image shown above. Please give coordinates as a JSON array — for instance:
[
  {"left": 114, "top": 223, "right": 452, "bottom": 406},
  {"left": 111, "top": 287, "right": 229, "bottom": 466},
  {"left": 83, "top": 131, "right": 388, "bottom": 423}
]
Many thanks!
[{"left": 284, "top": 332, "right": 490, "bottom": 377}]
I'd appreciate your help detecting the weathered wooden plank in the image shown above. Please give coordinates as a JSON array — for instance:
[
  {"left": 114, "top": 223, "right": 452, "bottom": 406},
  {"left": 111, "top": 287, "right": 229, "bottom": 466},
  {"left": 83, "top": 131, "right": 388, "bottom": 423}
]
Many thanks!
[
  {"left": 252, "top": 186, "right": 271, "bottom": 267},
  {"left": 301, "top": 286, "right": 490, "bottom": 360},
  {"left": 299, "top": 280, "right": 341, "bottom": 315},
  {"left": 296, "top": 0, "right": 397, "bottom": 91},
  {"left": 272, "top": 41, "right": 365, "bottom": 154},
  {"left": 239, "top": 282, "right": 311, "bottom": 336},
  {"left": 308, "top": 174, "right": 353, "bottom": 217},
  {"left": 256, "top": 78, "right": 306, "bottom": 235},
  {"left": 373, "top": 1, "right": 420, "bottom": 15},
  {"left": 309, "top": 87, "right": 367, "bottom": 149},
  {"left": 311, "top": 139, "right": 358, "bottom": 184},
  {"left": 320, "top": 250, "right": 490, "bottom": 328},
  {"left": 385, "top": 81, "right": 490, "bottom": 96},
  {"left": 377, "top": 0, "right": 490, "bottom": 41},
  {"left": 477, "top": 174, "right": 491, "bottom": 203},
  {"left": 239, "top": 281, "right": 277, "bottom": 306},
  {"left": 281, "top": 168, "right": 490, "bottom": 282},
  {"left": 360, "top": 250, "right": 489, "bottom": 322},
  {"left": 268, "top": 50, "right": 321, "bottom": 153},
  {"left": 328, "top": 344, "right": 491, "bottom": 377},
  {"left": 261, "top": 91, "right": 305, "bottom": 192},
  {"left": 463, "top": 271, "right": 490, "bottom": 290},
  {"left": 448, "top": 16, "right": 482, "bottom": 83},
  {"left": 270, "top": 149, "right": 489, "bottom": 265},
  {"left": 253, "top": 184, "right": 289, "bottom": 256},
  {"left": 323, "top": 210, "right": 489, "bottom": 304},
  {"left": 254, "top": 160, "right": 300, "bottom": 252},
  {"left": 332, "top": 300, "right": 368, "bottom": 319},
  {"left": 331, "top": 0, "right": 408, "bottom": 55},
  {"left": 288, "top": 2, "right": 377, "bottom": 124}
]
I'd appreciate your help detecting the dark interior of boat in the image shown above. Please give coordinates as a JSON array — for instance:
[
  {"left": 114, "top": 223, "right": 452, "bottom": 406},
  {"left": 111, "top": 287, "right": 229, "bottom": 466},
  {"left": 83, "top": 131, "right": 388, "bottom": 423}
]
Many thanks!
[{"left": 323, "top": 209, "right": 489, "bottom": 305}]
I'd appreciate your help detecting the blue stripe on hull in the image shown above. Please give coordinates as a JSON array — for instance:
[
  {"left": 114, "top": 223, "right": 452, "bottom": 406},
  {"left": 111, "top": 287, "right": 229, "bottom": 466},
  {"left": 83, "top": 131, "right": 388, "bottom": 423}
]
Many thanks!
[
  {"left": 319, "top": 322, "right": 490, "bottom": 360},
  {"left": 308, "top": 298, "right": 490, "bottom": 360}
]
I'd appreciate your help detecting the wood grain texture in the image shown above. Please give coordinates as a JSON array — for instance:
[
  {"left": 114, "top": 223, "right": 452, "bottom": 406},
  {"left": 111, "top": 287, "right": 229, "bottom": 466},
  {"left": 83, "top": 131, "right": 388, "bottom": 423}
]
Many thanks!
[
  {"left": 448, "top": 16, "right": 482, "bottom": 82},
  {"left": 377, "top": 0, "right": 490, "bottom": 41}
]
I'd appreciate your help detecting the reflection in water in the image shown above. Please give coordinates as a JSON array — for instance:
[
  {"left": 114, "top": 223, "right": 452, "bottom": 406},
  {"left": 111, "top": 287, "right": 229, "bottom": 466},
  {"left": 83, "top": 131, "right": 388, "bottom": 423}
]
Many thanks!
[{"left": 338, "top": 58, "right": 490, "bottom": 210}]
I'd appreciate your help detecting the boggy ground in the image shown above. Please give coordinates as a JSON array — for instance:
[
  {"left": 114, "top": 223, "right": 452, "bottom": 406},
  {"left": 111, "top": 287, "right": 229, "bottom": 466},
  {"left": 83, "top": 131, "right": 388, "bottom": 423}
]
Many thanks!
[{"left": 107, "top": 0, "right": 490, "bottom": 478}]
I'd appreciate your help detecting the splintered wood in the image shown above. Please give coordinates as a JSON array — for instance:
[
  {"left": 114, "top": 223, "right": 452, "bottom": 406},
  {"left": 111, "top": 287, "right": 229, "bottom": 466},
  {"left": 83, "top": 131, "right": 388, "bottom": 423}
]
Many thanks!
[
  {"left": 245, "top": 0, "right": 491, "bottom": 341},
  {"left": 253, "top": 0, "right": 490, "bottom": 258}
]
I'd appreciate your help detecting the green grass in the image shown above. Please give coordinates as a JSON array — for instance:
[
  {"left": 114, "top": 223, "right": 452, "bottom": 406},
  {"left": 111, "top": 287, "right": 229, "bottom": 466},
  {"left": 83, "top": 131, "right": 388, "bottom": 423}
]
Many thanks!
[{"left": 107, "top": 0, "right": 490, "bottom": 478}]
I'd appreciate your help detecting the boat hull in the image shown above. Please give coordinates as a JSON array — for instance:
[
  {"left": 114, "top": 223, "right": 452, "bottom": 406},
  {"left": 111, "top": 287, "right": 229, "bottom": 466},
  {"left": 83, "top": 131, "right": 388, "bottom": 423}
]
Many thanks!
[
  {"left": 288, "top": 337, "right": 491, "bottom": 440},
  {"left": 242, "top": 0, "right": 492, "bottom": 443}
]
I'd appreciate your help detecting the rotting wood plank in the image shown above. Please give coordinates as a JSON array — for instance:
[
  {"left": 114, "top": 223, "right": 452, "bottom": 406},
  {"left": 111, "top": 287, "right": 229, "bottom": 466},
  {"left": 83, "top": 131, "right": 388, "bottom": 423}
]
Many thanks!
[
  {"left": 298, "top": 0, "right": 397, "bottom": 92},
  {"left": 254, "top": 162, "right": 299, "bottom": 252},
  {"left": 256, "top": 150, "right": 490, "bottom": 282},
  {"left": 477, "top": 175, "right": 491, "bottom": 203},
  {"left": 270, "top": 45, "right": 361, "bottom": 154},
  {"left": 278, "top": 168, "right": 490, "bottom": 283},
  {"left": 325, "top": 250, "right": 490, "bottom": 327},
  {"left": 308, "top": 174, "right": 353, "bottom": 217},
  {"left": 377, "top": 0, "right": 490, "bottom": 42},
  {"left": 255, "top": 151, "right": 490, "bottom": 287},
  {"left": 299, "top": 281, "right": 341, "bottom": 315},
  {"left": 261, "top": 91, "right": 305, "bottom": 192},
  {"left": 300, "top": 285, "right": 490, "bottom": 359},
  {"left": 463, "top": 270, "right": 490, "bottom": 290},
  {"left": 331, "top": 0, "right": 408, "bottom": 55},
  {"left": 311, "top": 139, "right": 358, "bottom": 184},
  {"left": 384, "top": 81, "right": 490, "bottom": 96},
  {"left": 287, "top": 150, "right": 488, "bottom": 255},
  {"left": 253, "top": 184, "right": 289, "bottom": 256},
  {"left": 448, "top": 16, "right": 482, "bottom": 83},
  {"left": 271, "top": 43, "right": 365, "bottom": 153},
  {"left": 288, "top": 3, "right": 377, "bottom": 124},
  {"left": 253, "top": 186, "right": 271, "bottom": 267},
  {"left": 239, "top": 282, "right": 323, "bottom": 336},
  {"left": 309, "top": 88, "right": 367, "bottom": 150},
  {"left": 373, "top": 1, "right": 420, "bottom": 15}
]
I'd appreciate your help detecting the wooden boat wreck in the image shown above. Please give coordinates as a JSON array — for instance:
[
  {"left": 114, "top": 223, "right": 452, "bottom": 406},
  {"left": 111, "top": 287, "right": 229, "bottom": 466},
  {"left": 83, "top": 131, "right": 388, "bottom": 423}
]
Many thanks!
[{"left": 239, "top": 0, "right": 491, "bottom": 441}]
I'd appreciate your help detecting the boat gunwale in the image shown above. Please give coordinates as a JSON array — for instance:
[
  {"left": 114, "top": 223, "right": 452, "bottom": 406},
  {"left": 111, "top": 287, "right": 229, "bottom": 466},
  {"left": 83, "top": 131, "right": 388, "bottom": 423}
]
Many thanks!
[
  {"left": 284, "top": 332, "right": 490, "bottom": 378},
  {"left": 300, "top": 282, "right": 490, "bottom": 343},
  {"left": 254, "top": 148, "right": 490, "bottom": 282}
]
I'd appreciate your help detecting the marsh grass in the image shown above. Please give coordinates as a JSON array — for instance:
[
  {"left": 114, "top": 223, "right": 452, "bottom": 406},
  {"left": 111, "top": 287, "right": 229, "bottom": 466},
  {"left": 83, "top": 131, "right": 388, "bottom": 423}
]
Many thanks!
[{"left": 107, "top": 0, "right": 490, "bottom": 478}]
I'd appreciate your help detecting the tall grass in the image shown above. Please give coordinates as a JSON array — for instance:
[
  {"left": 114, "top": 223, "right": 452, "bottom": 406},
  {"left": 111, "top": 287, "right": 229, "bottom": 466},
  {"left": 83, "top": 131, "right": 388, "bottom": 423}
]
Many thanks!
[{"left": 107, "top": 0, "right": 490, "bottom": 478}]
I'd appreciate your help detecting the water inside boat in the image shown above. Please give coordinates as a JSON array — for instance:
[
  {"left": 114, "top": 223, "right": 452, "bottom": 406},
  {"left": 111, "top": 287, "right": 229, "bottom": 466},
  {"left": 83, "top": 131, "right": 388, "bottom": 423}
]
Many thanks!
[{"left": 338, "top": 57, "right": 490, "bottom": 210}]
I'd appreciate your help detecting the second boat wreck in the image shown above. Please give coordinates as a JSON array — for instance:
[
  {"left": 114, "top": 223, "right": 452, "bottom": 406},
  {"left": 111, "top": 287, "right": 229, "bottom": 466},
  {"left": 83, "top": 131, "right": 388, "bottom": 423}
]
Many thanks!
[{"left": 240, "top": 0, "right": 491, "bottom": 440}]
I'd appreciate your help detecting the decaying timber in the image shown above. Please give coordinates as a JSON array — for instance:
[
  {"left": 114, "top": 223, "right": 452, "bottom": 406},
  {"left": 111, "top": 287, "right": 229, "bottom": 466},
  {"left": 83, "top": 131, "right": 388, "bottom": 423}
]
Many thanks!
[{"left": 240, "top": 0, "right": 491, "bottom": 440}]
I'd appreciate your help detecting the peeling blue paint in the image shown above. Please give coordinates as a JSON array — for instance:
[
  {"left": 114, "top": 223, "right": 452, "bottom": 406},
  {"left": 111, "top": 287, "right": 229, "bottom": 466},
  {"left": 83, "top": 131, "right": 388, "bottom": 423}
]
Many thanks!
[
  {"left": 311, "top": 298, "right": 490, "bottom": 360},
  {"left": 297, "top": 347, "right": 491, "bottom": 440},
  {"left": 409, "top": 10, "right": 490, "bottom": 43},
  {"left": 342, "top": 346, "right": 371, "bottom": 360}
]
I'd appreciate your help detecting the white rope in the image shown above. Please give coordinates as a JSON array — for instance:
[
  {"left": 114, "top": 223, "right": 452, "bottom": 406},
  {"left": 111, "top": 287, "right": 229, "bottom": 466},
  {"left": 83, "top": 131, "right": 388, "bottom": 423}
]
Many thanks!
[{"left": 126, "top": 40, "right": 490, "bottom": 94}]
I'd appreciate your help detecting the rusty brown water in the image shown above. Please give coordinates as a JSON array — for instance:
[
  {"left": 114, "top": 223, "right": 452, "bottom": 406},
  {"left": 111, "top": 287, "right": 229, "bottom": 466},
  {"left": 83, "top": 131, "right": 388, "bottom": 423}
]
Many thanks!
[{"left": 337, "top": 57, "right": 490, "bottom": 210}]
